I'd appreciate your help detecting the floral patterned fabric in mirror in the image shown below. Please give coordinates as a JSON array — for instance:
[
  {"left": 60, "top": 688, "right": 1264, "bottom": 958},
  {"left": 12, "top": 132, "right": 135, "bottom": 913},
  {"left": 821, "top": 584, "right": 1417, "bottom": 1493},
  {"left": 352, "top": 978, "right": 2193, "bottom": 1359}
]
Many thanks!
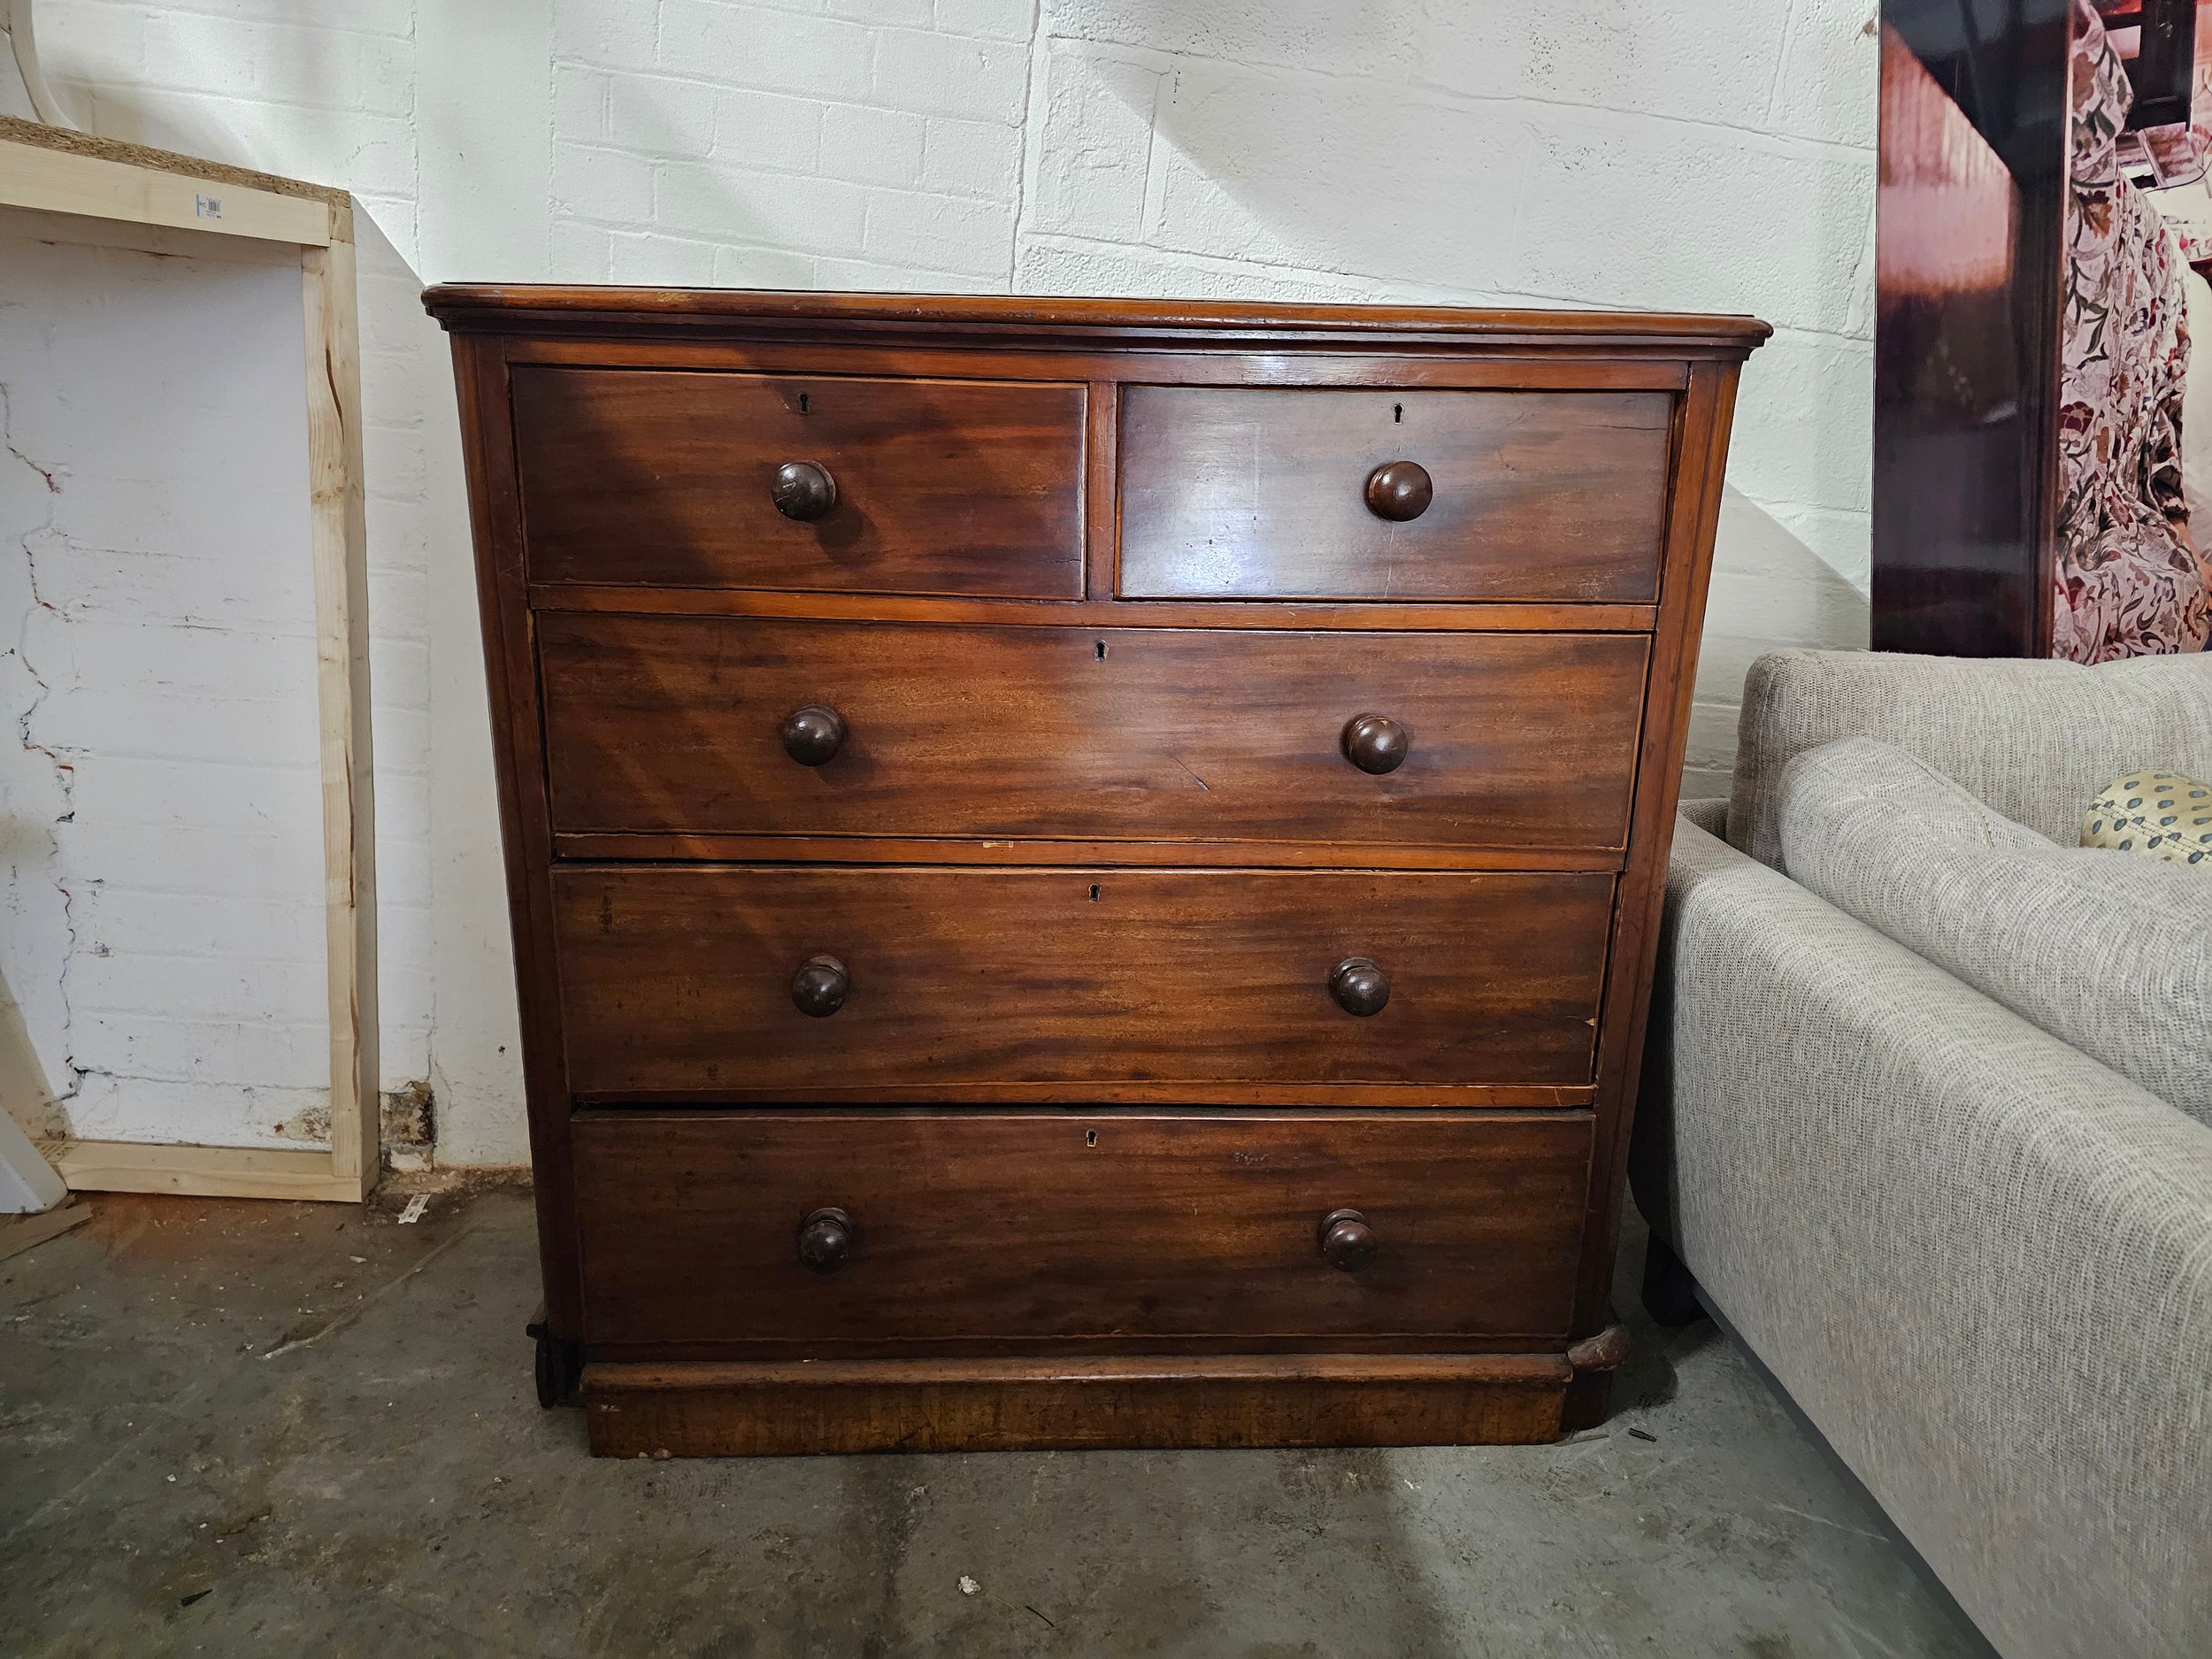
[{"left": 2057, "top": 0, "right": 2212, "bottom": 659}]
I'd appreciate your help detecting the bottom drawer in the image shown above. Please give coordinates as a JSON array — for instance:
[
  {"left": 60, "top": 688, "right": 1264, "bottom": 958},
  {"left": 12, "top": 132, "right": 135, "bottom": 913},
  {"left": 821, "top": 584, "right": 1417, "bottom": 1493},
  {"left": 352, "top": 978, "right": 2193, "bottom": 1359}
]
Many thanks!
[{"left": 573, "top": 1110, "right": 1594, "bottom": 1352}]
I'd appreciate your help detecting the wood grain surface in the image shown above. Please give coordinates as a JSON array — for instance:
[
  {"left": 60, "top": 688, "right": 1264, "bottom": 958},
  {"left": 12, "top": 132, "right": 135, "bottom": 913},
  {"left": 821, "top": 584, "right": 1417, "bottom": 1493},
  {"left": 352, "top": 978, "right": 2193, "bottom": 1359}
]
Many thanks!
[
  {"left": 572, "top": 1110, "right": 1593, "bottom": 1348},
  {"left": 1118, "top": 386, "right": 1672, "bottom": 602},
  {"left": 552, "top": 866, "right": 1615, "bottom": 1095},
  {"left": 582, "top": 1352, "right": 1571, "bottom": 1454},
  {"left": 512, "top": 366, "right": 1086, "bottom": 595},
  {"left": 535, "top": 614, "right": 1648, "bottom": 851}
]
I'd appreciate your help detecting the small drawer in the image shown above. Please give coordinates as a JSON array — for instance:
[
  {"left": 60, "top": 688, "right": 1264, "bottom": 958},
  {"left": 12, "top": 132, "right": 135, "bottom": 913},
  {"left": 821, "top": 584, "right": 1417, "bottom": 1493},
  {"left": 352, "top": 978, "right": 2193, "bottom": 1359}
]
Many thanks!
[
  {"left": 536, "top": 614, "right": 1649, "bottom": 852},
  {"left": 552, "top": 865, "right": 1614, "bottom": 1097},
  {"left": 1117, "top": 386, "right": 1673, "bottom": 602},
  {"left": 572, "top": 1110, "right": 1594, "bottom": 1348},
  {"left": 511, "top": 367, "right": 1086, "bottom": 596}
]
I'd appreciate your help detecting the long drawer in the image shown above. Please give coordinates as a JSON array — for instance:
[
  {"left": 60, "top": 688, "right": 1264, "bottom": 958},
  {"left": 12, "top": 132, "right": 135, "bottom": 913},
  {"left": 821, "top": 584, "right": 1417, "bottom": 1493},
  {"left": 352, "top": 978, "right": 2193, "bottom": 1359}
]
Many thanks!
[
  {"left": 512, "top": 367, "right": 1087, "bottom": 595},
  {"left": 572, "top": 1110, "right": 1594, "bottom": 1348},
  {"left": 552, "top": 865, "right": 1614, "bottom": 1097},
  {"left": 536, "top": 615, "right": 1648, "bottom": 852}
]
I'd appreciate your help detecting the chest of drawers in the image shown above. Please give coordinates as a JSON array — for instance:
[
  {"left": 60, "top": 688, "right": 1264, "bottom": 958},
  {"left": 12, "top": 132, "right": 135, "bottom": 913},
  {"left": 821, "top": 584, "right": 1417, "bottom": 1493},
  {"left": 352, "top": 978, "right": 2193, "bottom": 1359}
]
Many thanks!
[{"left": 426, "top": 288, "right": 1764, "bottom": 1456}]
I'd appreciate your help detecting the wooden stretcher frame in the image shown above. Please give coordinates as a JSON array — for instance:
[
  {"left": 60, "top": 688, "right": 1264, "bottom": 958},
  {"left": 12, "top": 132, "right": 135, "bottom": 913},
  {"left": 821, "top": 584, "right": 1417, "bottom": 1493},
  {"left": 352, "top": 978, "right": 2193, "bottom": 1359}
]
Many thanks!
[{"left": 0, "top": 116, "right": 378, "bottom": 1202}]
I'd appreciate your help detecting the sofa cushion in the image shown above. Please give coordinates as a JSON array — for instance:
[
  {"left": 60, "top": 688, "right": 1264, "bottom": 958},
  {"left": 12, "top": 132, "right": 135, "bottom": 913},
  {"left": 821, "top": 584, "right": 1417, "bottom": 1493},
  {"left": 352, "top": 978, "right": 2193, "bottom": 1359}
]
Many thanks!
[
  {"left": 2083, "top": 769, "right": 2212, "bottom": 868},
  {"left": 1729, "top": 648, "right": 2212, "bottom": 870},
  {"left": 1778, "top": 736, "right": 2212, "bottom": 1126}
]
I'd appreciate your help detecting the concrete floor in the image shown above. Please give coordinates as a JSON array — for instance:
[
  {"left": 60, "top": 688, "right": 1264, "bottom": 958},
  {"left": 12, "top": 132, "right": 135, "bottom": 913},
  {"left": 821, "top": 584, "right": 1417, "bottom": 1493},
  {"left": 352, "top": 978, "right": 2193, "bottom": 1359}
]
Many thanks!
[{"left": 1, "top": 1181, "right": 1985, "bottom": 1658}]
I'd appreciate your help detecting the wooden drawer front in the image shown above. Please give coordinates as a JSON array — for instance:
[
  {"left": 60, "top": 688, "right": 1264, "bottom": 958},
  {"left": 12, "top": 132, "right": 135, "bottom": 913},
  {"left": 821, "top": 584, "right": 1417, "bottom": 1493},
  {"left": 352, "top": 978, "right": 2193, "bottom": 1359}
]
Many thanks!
[
  {"left": 572, "top": 1110, "right": 1594, "bottom": 1346},
  {"left": 553, "top": 866, "right": 1613, "bottom": 1095},
  {"left": 538, "top": 615, "right": 1648, "bottom": 851},
  {"left": 1118, "top": 386, "right": 1672, "bottom": 602},
  {"left": 511, "top": 367, "right": 1086, "bottom": 596}
]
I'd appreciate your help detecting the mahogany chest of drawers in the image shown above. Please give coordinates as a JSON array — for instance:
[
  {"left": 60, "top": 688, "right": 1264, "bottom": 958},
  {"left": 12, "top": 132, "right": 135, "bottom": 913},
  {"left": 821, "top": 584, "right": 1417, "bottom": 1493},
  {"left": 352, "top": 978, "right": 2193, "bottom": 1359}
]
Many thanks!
[{"left": 426, "top": 288, "right": 1764, "bottom": 1456}]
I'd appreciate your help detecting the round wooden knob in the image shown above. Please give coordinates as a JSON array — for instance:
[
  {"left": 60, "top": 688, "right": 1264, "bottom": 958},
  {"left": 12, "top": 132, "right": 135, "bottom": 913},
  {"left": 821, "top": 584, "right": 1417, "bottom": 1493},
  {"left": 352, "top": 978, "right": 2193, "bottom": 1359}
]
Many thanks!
[
  {"left": 1341, "top": 713, "right": 1409, "bottom": 775},
  {"left": 772, "top": 459, "right": 838, "bottom": 521},
  {"left": 1329, "top": 956, "right": 1390, "bottom": 1017},
  {"left": 790, "top": 954, "right": 850, "bottom": 1018},
  {"left": 1364, "top": 460, "right": 1432, "bottom": 521},
  {"left": 1319, "top": 1208, "right": 1379, "bottom": 1271},
  {"left": 797, "top": 1207, "right": 855, "bottom": 1273},
  {"left": 780, "top": 703, "right": 846, "bottom": 766}
]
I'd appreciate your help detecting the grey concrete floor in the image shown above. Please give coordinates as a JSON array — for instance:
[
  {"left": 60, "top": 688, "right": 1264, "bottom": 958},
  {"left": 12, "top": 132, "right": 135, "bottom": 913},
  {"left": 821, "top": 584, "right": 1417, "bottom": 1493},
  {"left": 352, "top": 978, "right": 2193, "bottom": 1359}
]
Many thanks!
[{"left": 1, "top": 1180, "right": 1985, "bottom": 1658}]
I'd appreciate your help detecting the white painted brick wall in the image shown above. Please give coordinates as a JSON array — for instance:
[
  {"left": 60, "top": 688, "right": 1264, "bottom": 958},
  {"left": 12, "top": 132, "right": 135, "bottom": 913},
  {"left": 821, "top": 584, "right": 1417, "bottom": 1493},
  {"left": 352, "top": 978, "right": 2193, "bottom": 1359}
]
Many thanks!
[{"left": 5, "top": 0, "right": 1877, "bottom": 1164}]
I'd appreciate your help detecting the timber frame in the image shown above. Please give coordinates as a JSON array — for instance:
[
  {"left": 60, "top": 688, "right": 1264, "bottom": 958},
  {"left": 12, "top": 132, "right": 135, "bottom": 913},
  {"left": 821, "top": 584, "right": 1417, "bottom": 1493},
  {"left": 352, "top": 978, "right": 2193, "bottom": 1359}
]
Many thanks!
[{"left": 0, "top": 116, "right": 378, "bottom": 1203}]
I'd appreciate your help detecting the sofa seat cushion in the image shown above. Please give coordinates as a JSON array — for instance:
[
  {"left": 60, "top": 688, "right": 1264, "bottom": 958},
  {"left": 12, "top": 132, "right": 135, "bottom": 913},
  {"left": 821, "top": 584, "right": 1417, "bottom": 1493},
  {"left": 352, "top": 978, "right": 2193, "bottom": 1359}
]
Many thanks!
[
  {"left": 2084, "top": 770, "right": 2212, "bottom": 868},
  {"left": 1778, "top": 736, "right": 2212, "bottom": 1126}
]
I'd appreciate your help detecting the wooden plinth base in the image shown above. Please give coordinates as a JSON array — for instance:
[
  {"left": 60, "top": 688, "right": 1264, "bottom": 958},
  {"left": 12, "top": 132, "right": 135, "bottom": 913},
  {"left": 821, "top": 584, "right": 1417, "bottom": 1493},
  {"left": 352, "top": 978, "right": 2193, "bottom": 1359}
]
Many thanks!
[{"left": 582, "top": 1352, "right": 1579, "bottom": 1456}]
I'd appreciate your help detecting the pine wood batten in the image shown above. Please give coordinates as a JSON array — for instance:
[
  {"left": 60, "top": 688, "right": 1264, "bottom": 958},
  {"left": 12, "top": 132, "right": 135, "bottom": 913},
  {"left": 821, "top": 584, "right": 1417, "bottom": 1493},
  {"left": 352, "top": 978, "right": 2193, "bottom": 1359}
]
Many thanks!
[{"left": 0, "top": 119, "right": 376, "bottom": 1203}]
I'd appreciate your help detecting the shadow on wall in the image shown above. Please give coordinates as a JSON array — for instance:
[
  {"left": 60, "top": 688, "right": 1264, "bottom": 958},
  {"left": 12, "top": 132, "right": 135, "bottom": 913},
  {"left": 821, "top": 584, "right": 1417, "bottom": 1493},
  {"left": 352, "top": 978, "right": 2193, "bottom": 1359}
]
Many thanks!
[
  {"left": 1686, "top": 485, "right": 1871, "bottom": 797},
  {"left": 1057, "top": 0, "right": 1871, "bottom": 324}
]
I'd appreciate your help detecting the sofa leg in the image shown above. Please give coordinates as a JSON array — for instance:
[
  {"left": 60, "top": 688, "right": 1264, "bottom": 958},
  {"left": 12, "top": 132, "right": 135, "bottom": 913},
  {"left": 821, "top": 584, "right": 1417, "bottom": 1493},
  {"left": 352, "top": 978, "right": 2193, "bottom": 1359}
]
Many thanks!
[{"left": 1642, "top": 1233, "right": 1705, "bottom": 1327}]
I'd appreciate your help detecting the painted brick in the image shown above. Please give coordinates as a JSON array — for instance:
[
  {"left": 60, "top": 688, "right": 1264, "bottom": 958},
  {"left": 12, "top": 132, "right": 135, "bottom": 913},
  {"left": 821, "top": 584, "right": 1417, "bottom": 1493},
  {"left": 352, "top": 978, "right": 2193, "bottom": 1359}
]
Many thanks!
[
  {"left": 1143, "top": 65, "right": 1532, "bottom": 296},
  {"left": 1517, "top": 107, "right": 1872, "bottom": 338},
  {"left": 712, "top": 87, "right": 827, "bottom": 173},
  {"left": 1425, "top": 0, "right": 1790, "bottom": 130},
  {"left": 922, "top": 114, "right": 1021, "bottom": 198},
  {"left": 713, "top": 242, "right": 821, "bottom": 287},
  {"left": 658, "top": 161, "right": 870, "bottom": 253},
  {"left": 555, "top": 64, "right": 613, "bottom": 142},
  {"left": 550, "top": 219, "right": 617, "bottom": 280},
  {"left": 555, "top": 142, "right": 658, "bottom": 225},
  {"left": 657, "top": 2, "right": 874, "bottom": 102},
  {"left": 1770, "top": 0, "right": 1883, "bottom": 149},
  {"left": 608, "top": 227, "right": 724, "bottom": 285},
  {"left": 869, "top": 27, "right": 1031, "bottom": 122},
  {"left": 1025, "top": 46, "right": 1160, "bottom": 242},
  {"left": 552, "top": 1, "right": 658, "bottom": 72},
  {"left": 65, "top": 1074, "right": 328, "bottom": 1151},
  {"left": 1041, "top": 0, "right": 1414, "bottom": 81},
  {"left": 934, "top": 0, "right": 1036, "bottom": 42},
  {"left": 605, "top": 72, "right": 721, "bottom": 158},
  {"left": 813, "top": 254, "right": 1005, "bottom": 292},
  {"left": 819, "top": 103, "right": 928, "bottom": 188},
  {"left": 831, "top": 0, "right": 933, "bottom": 23},
  {"left": 864, "top": 187, "right": 1016, "bottom": 276}
]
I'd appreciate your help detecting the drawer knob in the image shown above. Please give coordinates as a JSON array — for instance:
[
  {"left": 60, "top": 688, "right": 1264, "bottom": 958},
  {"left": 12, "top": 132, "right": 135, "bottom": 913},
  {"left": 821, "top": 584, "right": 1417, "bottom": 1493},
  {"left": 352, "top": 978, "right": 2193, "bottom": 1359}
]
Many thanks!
[
  {"left": 797, "top": 1206, "right": 855, "bottom": 1273},
  {"left": 1340, "top": 712, "right": 1409, "bottom": 775},
  {"left": 790, "top": 954, "right": 850, "bottom": 1018},
  {"left": 1329, "top": 956, "right": 1391, "bottom": 1017},
  {"left": 772, "top": 459, "right": 839, "bottom": 521},
  {"left": 1363, "top": 460, "right": 1432, "bottom": 522},
  {"left": 780, "top": 703, "right": 847, "bottom": 766},
  {"left": 1319, "top": 1207, "right": 1379, "bottom": 1271}
]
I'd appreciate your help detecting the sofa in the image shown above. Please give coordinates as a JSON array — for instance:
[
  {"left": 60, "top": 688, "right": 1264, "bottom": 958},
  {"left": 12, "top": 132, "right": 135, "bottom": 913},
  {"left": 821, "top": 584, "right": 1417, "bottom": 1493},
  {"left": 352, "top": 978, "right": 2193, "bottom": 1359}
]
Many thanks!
[{"left": 1628, "top": 648, "right": 2212, "bottom": 1659}]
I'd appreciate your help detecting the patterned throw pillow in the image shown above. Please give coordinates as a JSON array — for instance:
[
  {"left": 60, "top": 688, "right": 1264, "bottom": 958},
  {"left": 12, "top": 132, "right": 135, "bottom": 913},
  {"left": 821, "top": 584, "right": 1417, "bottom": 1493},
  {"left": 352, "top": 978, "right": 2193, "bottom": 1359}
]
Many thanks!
[{"left": 2082, "top": 770, "right": 2212, "bottom": 867}]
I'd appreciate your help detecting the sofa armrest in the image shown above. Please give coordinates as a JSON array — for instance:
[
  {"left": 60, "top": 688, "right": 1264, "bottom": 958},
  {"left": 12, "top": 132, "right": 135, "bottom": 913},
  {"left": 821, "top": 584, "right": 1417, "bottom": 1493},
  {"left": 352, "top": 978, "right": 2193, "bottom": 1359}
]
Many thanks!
[
  {"left": 1677, "top": 796, "right": 1728, "bottom": 838},
  {"left": 1632, "top": 817, "right": 2212, "bottom": 1657}
]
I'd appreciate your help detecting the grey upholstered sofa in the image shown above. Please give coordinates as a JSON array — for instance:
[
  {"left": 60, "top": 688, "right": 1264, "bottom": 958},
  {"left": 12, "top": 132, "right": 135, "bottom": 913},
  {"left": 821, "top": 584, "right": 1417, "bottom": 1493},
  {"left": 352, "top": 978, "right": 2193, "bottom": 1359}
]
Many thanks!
[{"left": 1629, "top": 649, "right": 2212, "bottom": 1659}]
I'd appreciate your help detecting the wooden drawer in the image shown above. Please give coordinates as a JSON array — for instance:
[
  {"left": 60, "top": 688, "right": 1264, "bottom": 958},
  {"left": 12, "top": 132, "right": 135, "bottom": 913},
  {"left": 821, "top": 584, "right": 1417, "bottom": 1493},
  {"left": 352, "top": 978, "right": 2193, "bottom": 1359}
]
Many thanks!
[
  {"left": 1118, "top": 386, "right": 1673, "bottom": 602},
  {"left": 572, "top": 1110, "right": 1594, "bottom": 1348},
  {"left": 552, "top": 866, "right": 1614, "bottom": 1097},
  {"left": 537, "top": 615, "right": 1648, "bottom": 853},
  {"left": 511, "top": 367, "right": 1086, "bottom": 596}
]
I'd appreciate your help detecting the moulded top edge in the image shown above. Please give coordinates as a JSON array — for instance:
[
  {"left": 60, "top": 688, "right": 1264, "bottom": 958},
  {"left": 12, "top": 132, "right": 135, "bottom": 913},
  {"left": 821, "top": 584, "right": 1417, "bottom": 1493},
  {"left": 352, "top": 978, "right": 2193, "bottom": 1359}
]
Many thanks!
[{"left": 419, "top": 284, "right": 1772, "bottom": 353}]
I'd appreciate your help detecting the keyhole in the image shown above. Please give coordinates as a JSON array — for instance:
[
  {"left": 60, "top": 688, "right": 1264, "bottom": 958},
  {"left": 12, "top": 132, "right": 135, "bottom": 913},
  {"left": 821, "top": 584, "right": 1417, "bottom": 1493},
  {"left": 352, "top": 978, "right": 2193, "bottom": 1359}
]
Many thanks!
[
  {"left": 1393, "top": 403, "right": 1403, "bottom": 423},
  {"left": 1085, "top": 1130, "right": 1099, "bottom": 1148},
  {"left": 1094, "top": 640, "right": 1107, "bottom": 659},
  {"left": 799, "top": 392, "right": 810, "bottom": 413},
  {"left": 1088, "top": 884, "right": 1100, "bottom": 902}
]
